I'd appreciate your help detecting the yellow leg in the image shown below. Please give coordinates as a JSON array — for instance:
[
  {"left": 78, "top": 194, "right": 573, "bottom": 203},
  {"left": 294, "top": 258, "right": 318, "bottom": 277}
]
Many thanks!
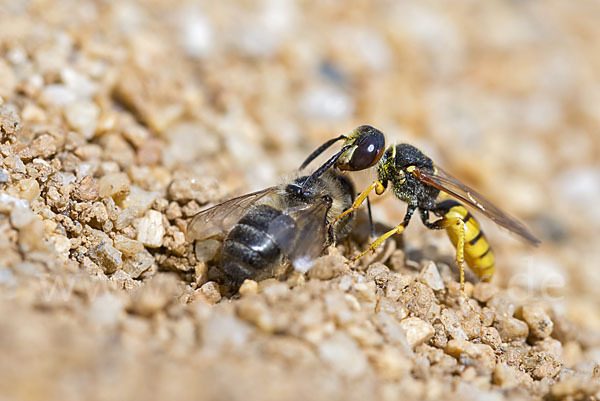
[
  {"left": 438, "top": 216, "right": 481, "bottom": 315},
  {"left": 438, "top": 217, "right": 466, "bottom": 291},
  {"left": 347, "top": 222, "right": 407, "bottom": 264},
  {"left": 456, "top": 220, "right": 466, "bottom": 292},
  {"left": 330, "top": 181, "right": 383, "bottom": 227}
]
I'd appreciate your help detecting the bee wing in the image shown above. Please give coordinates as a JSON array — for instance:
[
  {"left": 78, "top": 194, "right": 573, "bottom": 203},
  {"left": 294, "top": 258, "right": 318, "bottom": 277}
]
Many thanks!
[
  {"left": 413, "top": 165, "right": 540, "bottom": 245},
  {"left": 267, "top": 198, "right": 331, "bottom": 273},
  {"left": 187, "top": 187, "right": 277, "bottom": 241}
]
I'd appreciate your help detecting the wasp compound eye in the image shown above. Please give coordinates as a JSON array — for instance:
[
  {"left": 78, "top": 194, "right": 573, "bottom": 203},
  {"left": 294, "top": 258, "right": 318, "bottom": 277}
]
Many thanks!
[{"left": 346, "top": 126, "right": 385, "bottom": 171}]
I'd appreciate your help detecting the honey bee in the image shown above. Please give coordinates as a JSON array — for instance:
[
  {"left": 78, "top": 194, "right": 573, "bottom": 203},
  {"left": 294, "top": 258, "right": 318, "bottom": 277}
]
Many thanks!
[
  {"left": 187, "top": 170, "right": 355, "bottom": 288},
  {"left": 302, "top": 125, "right": 540, "bottom": 290}
]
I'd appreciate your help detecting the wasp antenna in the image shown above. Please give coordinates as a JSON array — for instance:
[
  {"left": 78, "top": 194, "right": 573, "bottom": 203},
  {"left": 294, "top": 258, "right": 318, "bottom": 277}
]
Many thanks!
[
  {"left": 301, "top": 145, "right": 351, "bottom": 193},
  {"left": 300, "top": 135, "right": 347, "bottom": 170}
]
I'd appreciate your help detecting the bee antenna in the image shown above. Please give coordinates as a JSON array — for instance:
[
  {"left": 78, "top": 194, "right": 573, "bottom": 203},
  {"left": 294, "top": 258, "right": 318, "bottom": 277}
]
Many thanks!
[{"left": 299, "top": 135, "right": 347, "bottom": 170}]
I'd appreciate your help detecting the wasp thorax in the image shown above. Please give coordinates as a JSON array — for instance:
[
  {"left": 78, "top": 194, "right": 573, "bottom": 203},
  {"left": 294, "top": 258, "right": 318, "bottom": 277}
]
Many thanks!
[{"left": 394, "top": 143, "right": 434, "bottom": 170}]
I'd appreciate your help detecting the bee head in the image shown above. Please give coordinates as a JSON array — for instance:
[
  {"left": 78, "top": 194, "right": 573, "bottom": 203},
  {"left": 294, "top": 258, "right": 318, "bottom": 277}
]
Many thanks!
[{"left": 286, "top": 182, "right": 306, "bottom": 198}]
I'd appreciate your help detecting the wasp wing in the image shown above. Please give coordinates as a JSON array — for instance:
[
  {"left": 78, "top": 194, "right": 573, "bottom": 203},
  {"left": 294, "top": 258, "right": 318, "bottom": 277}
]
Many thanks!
[
  {"left": 413, "top": 165, "right": 540, "bottom": 245},
  {"left": 186, "top": 188, "right": 277, "bottom": 241},
  {"left": 267, "top": 198, "right": 331, "bottom": 273}
]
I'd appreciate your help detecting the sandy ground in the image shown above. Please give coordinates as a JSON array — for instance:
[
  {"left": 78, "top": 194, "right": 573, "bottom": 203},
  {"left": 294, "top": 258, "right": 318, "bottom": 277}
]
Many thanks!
[{"left": 1, "top": 0, "right": 600, "bottom": 400}]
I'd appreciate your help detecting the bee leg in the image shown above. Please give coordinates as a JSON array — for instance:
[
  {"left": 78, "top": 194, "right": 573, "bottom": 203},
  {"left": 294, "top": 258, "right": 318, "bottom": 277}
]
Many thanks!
[
  {"left": 325, "top": 223, "right": 335, "bottom": 247},
  {"left": 329, "top": 180, "right": 383, "bottom": 228},
  {"left": 347, "top": 205, "right": 416, "bottom": 264}
]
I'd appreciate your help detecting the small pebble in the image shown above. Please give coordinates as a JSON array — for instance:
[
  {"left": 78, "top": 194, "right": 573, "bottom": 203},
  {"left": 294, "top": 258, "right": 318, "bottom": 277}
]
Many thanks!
[
  {"left": 18, "top": 218, "right": 49, "bottom": 252},
  {"left": 525, "top": 352, "right": 562, "bottom": 379},
  {"left": 236, "top": 298, "right": 274, "bottom": 332},
  {"left": 87, "top": 292, "right": 124, "bottom": 328},
  {"left": 399, "top": 317, "right": 435, "bottom": 348},
  {"left": 398, "top": 282, "right": 436, "bottom": 319},
  {"left": 517, "top": 304, "right": 554, "bottom": 339},
  {"left": 473, "top": 282, "right": 498, "bottom": 303},
  {"left": 440, "top": 308, "right": 468, "bottom": 341},
  {"left": 122, "top": 249, "right": 155, "bottom": 278},
  {"left": 385, "top": 273, "right": 413, "bottom": 301},
  {"left": 179, "top": 11, "right": 214, "bottom": 58},
  {"left": 120, "top": 187, "right": 159, "bottom": 215},
  {"left": 113, "top": 235, "right": 145, "bottom": 257},
  {"left": 550, "top": 375, "right": 600, "bottom": 399},
  {"left": 365, "top": 262, "right": 390, "bottom": 284},
  {"left": 168, "top": 174, "right": 219, "bottom": 204},
  {"left": 494, "top": 316, "right": 529, "bottom": 342},
  {"left": 98, "top": 173, "right": 130, "bottom": 199},
  {"left": 352, "top": 281, "right": 377, "bottom": 304},
  {"left": 30, "top": 134, "right": 58, "bottom": 159},
  {"left": 418, "top": 261, "right": 444, "bottom": 291},
  {"left": 239, "top": 279, "right": 258, "bottom": 296},
  {"left": 202, "top": 314, "right": 252, "bottom": 349},
  {"left": 480, "top": 326, "right": 502, "bottom": 349},
  {"left": 193, "top": 239, "right": 221, "bottom": 263},
  {"left": 194, "top": 262, "right": 208, "bottom": 287},
  {"left": 0, "top": 194, "right": 28, "bottom": 214},
  {"left": 374, "top": 312, "right": 411, "bottom": 350},
  {"left": 307, "top": 254, "right": 348, "bottom": 280},
  {"left": 64, "top": 100, "right": 99, "bottom": 139},
  {"left": 370, "top": 346, "right": 411, "bottom": 381},
  {"left": 0, "top": 268, "right": 16, "bottom": 286},
  {"left": 73, "top": 175, "right": 99, "bottom": 202},
  {"left": 41, "top": 84, "right": 77, "bottom": 107},
  {"left": 129, "top": 274, "right": 182, "bottom": 316},
  {"left": 89, "top": 241, "right": 123, "bottom": 274},
  {"left": 136, "top": 210, "right": 165, "bottom": 248},
  {"left": 9, "top": 206, "right": 34, "bottom": 229},
  {"left": 16, "top": 179, "right": 41, "bottom": 203},
  {"left": 534, "top": 337, "right": 563, "bottom": 361},
  {"left": 199, "top": 281, "right": 221, "bottom": 305},
  {"left": 49, "top": 234, "right": 71, "bottom": 257},
  {"left": 445, "top": 339, "right": 496, "bottom": 372},
  {"left": 493, "top": 362, "right": 530, "bottom": 389},
  {"left": 318, "top": 332, "right": 368, "bottom": 378}
]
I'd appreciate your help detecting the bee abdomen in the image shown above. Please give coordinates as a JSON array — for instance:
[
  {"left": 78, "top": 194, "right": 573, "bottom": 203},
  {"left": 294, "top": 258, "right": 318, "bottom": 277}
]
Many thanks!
[
  {"left": 436, "top": 200, "right": 496, "bottom": 281},
  {"left": 221, "top": 205, "right": 288, "bottom": 283}
]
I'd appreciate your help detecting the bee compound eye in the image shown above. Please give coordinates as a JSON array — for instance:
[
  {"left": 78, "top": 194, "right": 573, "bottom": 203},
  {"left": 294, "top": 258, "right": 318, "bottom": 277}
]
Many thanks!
[
  {"left": 349, "top": 127, "right": 385, "bottom": 170},
  {"left": 286, "top": 183, "right": 304, "bottom": 197}
]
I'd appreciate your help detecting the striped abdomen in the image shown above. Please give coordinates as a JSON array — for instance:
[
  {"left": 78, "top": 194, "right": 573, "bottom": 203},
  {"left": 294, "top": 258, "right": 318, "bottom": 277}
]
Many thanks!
[
  {"left": 436, "top": 200, "right": 495, "bottom": 281},
  {"left": 221, "top": 204, "right": 290, "bottom": 285}
]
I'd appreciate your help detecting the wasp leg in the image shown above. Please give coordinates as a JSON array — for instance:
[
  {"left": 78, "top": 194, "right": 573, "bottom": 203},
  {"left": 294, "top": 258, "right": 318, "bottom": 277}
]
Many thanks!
[
  {"left": 422, "top": 208, "right": 482, "bottom": 316},
  {"left": 366, "top": 195, "right": 375, "bottom": 239},
  {"left": 419, "top": 209, "right": 445, "bottom": 230},
  {"left": 422, "top": 209, "right": 468, "bottom": 288},
  {"left": 347, "top": 205, "right": 416, "bottom": 264},
  {"left": 420, "top": 209, "right": 466, "bottom": 290},
  {"left": 329, "top": 180, "right": 383, "bottom": 228}
]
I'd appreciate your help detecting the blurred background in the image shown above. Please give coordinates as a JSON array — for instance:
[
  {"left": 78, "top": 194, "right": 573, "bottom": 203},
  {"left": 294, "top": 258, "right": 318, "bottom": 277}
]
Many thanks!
[{"left": 1, "top": 0, "right": 600, "bottom": 399}]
